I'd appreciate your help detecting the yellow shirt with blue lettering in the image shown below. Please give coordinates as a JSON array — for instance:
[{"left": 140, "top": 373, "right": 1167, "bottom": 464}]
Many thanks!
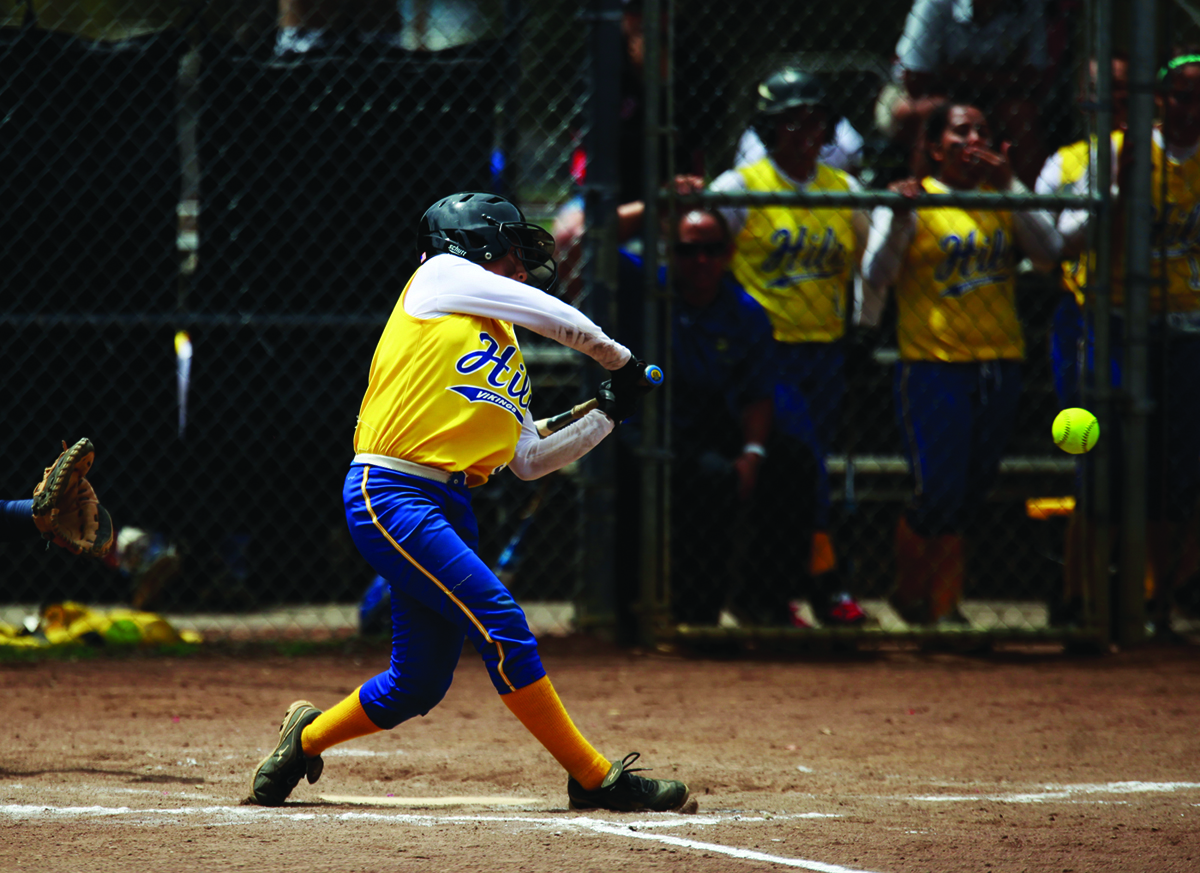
[
  {"left": 727, "top": 158, "right": 857, "bottom": 343},
  {"left": 1136, "top": 131, "right": 1200, "bottom": 313},
  {"left": 895, "top": 177, "right": 1024, "bottom": 363},
  {"left": 1058, "top": 137, "right": 1101, "bottom": 307},
  {"left": 1038, "top": 131, "right": 1123, "bottom": 307},
  {"left": 1065, "top": 130, "right": 1200, "bottom": 313},
  {"left": 354, "top": 274, "right": 531, "bottom": 488}
]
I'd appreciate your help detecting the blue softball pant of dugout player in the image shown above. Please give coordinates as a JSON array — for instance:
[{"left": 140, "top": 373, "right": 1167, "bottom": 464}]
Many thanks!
[
  {"left": 895, "top": 360, "right": 1023, "bottom": 538},
  {"left": 343, "top": 464, "right": 547, "bottom": 729},
  {"left": 772, "top": 340, "right": 845, "bottom": 530}
]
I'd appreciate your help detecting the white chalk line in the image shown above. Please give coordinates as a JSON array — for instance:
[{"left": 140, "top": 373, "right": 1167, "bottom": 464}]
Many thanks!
[
  {"left": 0, "top": 804, "right": 876, "bottom": 872},
  {"left": 5, "top": 782, "right": 1195, "bottom": 870},
  {"left": 0, "top": 804, "right": 824, "bottom": 829},
  {"left": 583, "top": 821, "right": 876, "bottom": 872},
  {"left": 907, "top": 781, "right": 1200, "bottom": 804},
  {"left": 323, "top": 748, "right": 407, "bottom": 758}
]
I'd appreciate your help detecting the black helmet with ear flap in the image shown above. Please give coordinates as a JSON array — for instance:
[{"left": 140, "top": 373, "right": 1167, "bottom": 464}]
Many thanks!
[
  {"left": 750, "top": 67, "right": 841, "bottom": 150},
  {"left": 418, "top": 192, "right": 558, "bottom": 292}
]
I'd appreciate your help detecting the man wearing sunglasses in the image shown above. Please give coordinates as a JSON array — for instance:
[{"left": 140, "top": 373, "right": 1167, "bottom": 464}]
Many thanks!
[
  {"left": 248, "top": 191, "right": 694, "bottom": 814},
  {"left": 617, "top": 209, "right": 863, "bottom": 628}
]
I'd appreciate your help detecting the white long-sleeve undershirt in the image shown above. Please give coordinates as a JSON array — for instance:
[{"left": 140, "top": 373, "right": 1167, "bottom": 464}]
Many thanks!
[
  {"left": 404, "top": 254, "right": 625, "bottom": 479},
  {"left": 405, "top": 255, "right": 631, "bottom": 370},
  {"left": 508, "top": 409, "right": 614, "bottom": 480}
]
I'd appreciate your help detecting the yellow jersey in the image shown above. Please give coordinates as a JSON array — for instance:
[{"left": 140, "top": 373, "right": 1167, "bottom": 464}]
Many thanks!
[
  {"left": 1139, "top": 132, "right": 1200, "bottom": 313},
  {"left": 728, "top": 158, "right": 857, "bottom": 343},
  {"left": 353, "top": 273, "right": 531, "bottom": 488},
  {"left": 1071, "top": 130, "right": 1200, "bottom": 313},
  {"left": 895, "top": 177, "right": 1025, "bottom": 363},
  {"left": 1048, "top": 131, "right": 1123, "bottom": 307}
]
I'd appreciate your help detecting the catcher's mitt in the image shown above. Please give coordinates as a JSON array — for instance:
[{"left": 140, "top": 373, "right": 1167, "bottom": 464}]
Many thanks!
[{"left": 32, "top": 438, "right": 114, "bottom": 558}]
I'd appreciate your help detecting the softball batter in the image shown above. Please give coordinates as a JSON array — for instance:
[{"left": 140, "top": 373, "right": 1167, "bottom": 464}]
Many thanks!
[{"left": 248, "top": 191, "right": 692, "bottom": 813}]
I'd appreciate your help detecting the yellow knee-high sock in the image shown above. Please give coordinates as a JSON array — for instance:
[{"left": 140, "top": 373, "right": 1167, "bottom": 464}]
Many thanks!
[
  {"left": 502, "top": 675, "right": 611, "bottom": 790},
  {"left": 300, "top": 687, "right": 382, "bottom": 757}
]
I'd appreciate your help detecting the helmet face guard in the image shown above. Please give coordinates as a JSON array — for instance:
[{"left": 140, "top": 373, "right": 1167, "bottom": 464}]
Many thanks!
[
  {"left": 419, "top": 192, "right": 558, "bottom": 293},
  {"left": 490, "top": 218, "right": 557, "bottom": 293}
]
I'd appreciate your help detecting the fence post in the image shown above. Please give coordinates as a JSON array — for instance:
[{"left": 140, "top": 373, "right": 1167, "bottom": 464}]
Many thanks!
[
  {"left": 1083, "top": 0, "right": 1115, "bottom": 648},
  {"left": 496, "top": 0, "right": 523, "bottom": 198},
  {"left": 637, "top": 0, "right": 669, "bottom": 646},
  {"left": 1117, "top": 0, "right": 1156, "bottom": 646},
  {"left": 577, "top": 0, "right": 624, "bottom": 640}
]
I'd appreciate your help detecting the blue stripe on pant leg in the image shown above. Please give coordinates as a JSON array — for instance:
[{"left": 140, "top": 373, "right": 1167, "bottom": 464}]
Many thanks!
[{"left": 344, "top": 466, "right": 547, "bottom": 717}]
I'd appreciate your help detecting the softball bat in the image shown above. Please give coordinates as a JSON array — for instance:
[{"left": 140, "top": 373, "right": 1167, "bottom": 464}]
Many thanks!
[{"left": 535, "top": 364, "right": 664, "bottom": 437}]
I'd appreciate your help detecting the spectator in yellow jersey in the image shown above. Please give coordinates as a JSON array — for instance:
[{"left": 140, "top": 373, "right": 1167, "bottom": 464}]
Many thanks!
[
  {"left": 863, "top": 102, "right": 1061, "bottom": 626},
  {"left": 1033, "top": 53, "right": 1128, "bottom": 628},
  {"left": 710, "top": 66, "right": 870, "bottom": 627},
  {"left": 1037, "top": 53, "right": 1129, "bottom": 407},
  {"left": 1062, "top": 49, "right": 1200, "bottom": 632}
]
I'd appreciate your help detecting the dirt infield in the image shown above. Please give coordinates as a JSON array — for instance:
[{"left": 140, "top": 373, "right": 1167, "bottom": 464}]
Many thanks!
[{"left": 3, "top": 639, "right": 1199, "bottom": 873}]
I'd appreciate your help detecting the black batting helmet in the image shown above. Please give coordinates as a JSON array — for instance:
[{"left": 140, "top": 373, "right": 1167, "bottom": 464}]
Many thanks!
[
  {"left": 750, "top": 66, "right": 840, "bottom": 149},
  {"left": 418, "top": 191, "right": 557, "bottom": 292}
]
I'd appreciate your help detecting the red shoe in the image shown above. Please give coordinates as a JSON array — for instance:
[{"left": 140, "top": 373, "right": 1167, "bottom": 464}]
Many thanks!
[{"left": 820, "top": 593, "right": 867, "bottom": 626}]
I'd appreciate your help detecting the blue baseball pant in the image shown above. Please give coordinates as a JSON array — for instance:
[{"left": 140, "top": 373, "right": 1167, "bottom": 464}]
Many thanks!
[
  {"left": 895, "top": 359, "right": 1023, "bottom": 537},
  {"left": 1049, "top": 292, "right": 1083, "bottom": 408},
  {"left": 773, "top": 340, "right": 845, "bottom": 530},
  {"left": 343, "top": 464, "right": 547, "bottom": 729}
]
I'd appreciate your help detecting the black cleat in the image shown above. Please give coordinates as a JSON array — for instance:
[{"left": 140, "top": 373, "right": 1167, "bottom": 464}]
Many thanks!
[
  {"left": 247, "top": 700, "right": 324, "bottom": 806},
  {"left": 567, "top": 752, "right": 695, "bottom": 813}
]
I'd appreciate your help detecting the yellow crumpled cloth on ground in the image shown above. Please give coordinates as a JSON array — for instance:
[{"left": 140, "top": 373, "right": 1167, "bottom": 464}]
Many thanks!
[{"left": 0, "top": 601, "right": 202, "bottom": 648}]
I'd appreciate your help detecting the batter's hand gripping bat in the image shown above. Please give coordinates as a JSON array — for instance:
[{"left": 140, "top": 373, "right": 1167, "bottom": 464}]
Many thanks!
[{"left": 534, "top": 364, "right": 664, "bottom": 437}]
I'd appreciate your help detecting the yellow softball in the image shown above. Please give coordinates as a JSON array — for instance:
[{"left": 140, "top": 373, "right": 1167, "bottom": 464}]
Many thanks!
[{"left": 1052, "top": 408, "right": 1100, "bottom": 455}]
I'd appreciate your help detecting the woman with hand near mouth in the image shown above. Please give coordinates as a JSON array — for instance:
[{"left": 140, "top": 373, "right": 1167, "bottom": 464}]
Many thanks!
[{"left": 861, "top": 102, "right": 1062, "bottom": 627}]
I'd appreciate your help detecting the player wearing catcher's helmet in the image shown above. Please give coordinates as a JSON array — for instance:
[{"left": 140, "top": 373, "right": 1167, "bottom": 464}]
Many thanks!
[
  {"left": 710, "top": 66, "right": 869, "bottom": 627},
  {"left": 248, "top": 191, "right": 693, "bottom": 813}
]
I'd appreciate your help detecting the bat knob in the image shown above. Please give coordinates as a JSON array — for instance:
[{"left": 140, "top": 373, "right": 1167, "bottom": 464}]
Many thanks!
[{"left": 643, "top": 364, "right": 664, "bottom": 386}]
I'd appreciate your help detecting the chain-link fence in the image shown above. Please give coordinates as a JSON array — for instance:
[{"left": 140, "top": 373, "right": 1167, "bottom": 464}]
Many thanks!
[
  {"left": 0, "top": 0, "right": 596, "bottom": 642},
  {"left": 2, "top": 0, "right": 1197, "bottom": 650},
  {"left": 619, "top": 0, "right": 1200, "bottom": 650}
]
